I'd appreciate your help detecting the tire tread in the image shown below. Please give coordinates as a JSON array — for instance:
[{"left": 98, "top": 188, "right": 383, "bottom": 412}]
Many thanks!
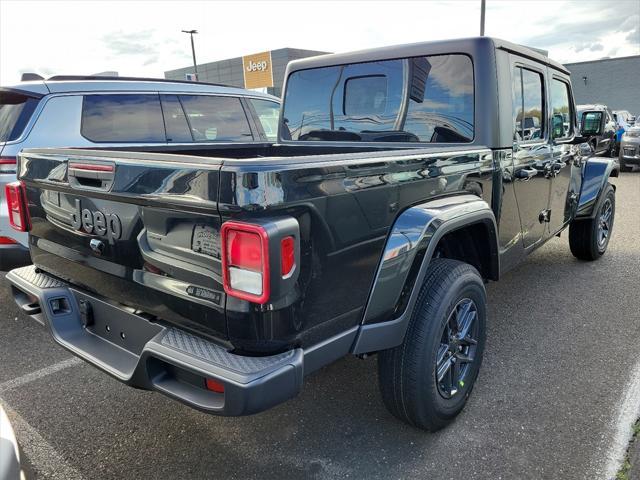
[{"left": 378, "top": 258, "right": 485, "bottom": 431}]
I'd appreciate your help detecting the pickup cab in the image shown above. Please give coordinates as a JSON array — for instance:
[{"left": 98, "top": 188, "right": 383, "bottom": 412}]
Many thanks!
[{"left": 6, "top": 37, "right": 618, "bottom": 431}]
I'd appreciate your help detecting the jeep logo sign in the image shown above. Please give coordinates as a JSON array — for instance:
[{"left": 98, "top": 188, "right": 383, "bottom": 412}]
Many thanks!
[
  {"left": 71, "top": 199, "right": 122, "bottom": 243},
  {"left": 246, "top": 60, "right": 268, "bottom": 73},
  {"left": 242, "top": 51, "right": 274, "bottom": 89}
]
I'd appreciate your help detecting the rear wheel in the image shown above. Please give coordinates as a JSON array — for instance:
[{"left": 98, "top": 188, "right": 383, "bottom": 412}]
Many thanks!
[
  {"left": 569, "top": 183, "right": 615, "bottom": 260},
  {"left": 378, "top": 258, "right": 486, "bottom": 431}
]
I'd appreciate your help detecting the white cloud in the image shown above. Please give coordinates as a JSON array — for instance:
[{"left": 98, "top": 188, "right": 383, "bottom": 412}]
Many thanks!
[{"left": 0, "top": 0, "right": 638, "bottom": 85}]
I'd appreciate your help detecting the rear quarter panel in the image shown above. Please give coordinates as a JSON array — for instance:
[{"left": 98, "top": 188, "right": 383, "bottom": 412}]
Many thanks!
[{"left": 219, "top": 147, "right": 494, "bottom": 350}]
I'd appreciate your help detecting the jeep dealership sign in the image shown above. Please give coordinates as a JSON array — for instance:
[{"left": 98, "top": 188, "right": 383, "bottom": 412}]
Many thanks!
[{"left": 242, "top": 51, "right": 274, "bottom": 89}]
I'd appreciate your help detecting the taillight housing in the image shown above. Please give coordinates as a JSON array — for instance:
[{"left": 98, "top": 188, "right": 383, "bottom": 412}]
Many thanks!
[
  {"left": 0, "top": 156, "right": 17, "bottom": 174},
  {"left": 220, "top": 219, "right": 299, "bottom": 305},
  {"left": 221, "top": 221, "right": 271, "bottom": 304},
  {"left": 5, "top": 181, "right": 30, "bottom": 232}
]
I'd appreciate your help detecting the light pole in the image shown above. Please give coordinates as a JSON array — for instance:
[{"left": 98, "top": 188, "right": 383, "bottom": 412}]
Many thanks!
[
  {"left": 480, "top": 0, "right": 486, "bottom": 36},
  {"left": 182, "top": 29, "right": 199, "bottom": 81}
]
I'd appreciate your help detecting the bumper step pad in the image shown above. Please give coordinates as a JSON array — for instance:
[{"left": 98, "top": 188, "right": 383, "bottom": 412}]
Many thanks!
[
  {"left": 162, "top": 328, "right": 296, "bottom": 375},
  {"left": 10, "top": 265, "right": 64, "bottom": 289}
]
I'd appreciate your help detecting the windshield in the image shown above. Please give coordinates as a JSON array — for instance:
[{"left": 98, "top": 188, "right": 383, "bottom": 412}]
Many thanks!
[
  {"left": 282, "top": 54, "right": 474, "bottom": 143},
  {"left": 0, "top": 91, "right": 40, "bottom": 142}
]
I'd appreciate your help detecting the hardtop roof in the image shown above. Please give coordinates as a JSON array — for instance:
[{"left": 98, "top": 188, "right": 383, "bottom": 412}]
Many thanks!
[{"left": 286, "top": 36, "right": 569, "bottom": 75}]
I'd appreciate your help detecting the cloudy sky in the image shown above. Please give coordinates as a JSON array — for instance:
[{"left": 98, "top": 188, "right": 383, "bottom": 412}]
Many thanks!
[{"left": 0, "top": 0, "right": 638, "bottom": 85}]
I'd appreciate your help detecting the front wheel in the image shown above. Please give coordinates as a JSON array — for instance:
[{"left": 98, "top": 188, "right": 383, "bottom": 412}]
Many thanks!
[
  {"left": 569, "top": 183, "right": 615, "bottom": 260},
  {"left": 378, "top": 258, "right": 487, "bottom": 431}
]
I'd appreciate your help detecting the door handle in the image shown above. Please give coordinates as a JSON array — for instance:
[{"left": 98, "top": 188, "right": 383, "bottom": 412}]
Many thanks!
[{"left": 515, "top": 168, "right": 537, "bottom": 180}]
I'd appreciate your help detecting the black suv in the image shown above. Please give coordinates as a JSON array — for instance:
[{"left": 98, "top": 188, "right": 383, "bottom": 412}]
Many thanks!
[{"left": 577, "top": 104, "right": 617, "bottom": 156}]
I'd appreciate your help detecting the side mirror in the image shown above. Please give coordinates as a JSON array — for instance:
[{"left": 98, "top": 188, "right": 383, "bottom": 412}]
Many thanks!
[{"left": 580, "top": 111, "right": 603, "bottom": 136}]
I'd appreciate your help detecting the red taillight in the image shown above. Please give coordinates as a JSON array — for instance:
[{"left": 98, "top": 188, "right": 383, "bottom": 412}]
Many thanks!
[
  {"left": 228, "top": 230, "right": 263, "bottom": 271},
  {"left": 4, "top": 181, "right": 30, "bottom": 232},
  {"left": 205, "top": 378, "right": 225, "bottom": 394},
  {"left": 0, "top": 156, "right": 17, "bottom": 174},
  {"left": 281, "top": 236, "right": 295, "bottom": 276},
  {"left": 0, "top": 236, "right": 18, "bottom": 245},
  {"left": 221, "top": 221, "right": 270, "bottom": 304}
]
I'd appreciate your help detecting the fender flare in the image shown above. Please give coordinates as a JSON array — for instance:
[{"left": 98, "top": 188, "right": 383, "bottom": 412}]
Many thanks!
[
  {"left": 575, "top": 157, "right": 618, "bottom": 219},
  {"left": 351, "top": 194, "right": 498, "bottom": 355}
]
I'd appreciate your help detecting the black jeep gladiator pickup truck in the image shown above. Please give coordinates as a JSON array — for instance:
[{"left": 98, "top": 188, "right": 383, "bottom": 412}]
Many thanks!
[{"left": 6, "top": 37, "right": 618, "bottom": 431}]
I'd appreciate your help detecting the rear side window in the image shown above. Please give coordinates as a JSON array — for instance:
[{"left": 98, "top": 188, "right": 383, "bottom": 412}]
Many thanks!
[
  {"left": 249, "top": 99, "right": 280, "bottom": 141},
  {"left": 81, "top": 94, "right": 165, "bottom": 143},
  {"left": 512, "top": 67, "right": 545, "bottom": 142},
  {"left": 0, "top": 91, "right": 40, "bottom": 142},
  {"left": 283, "top": 54, "right": 474, "bottom": 143},
  {"left": 178, "top": 95, "right": 253, "bottom": 142}
]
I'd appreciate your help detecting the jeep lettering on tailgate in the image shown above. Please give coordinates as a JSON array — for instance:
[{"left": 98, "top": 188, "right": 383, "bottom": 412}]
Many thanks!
[{"left": 70, "top": 199, "right": 122, "bottom": 242}]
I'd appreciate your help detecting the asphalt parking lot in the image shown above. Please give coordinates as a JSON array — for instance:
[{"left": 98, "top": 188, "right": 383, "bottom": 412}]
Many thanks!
[{"left": 0, "top": 172, "right": 639, "bottom": 480}]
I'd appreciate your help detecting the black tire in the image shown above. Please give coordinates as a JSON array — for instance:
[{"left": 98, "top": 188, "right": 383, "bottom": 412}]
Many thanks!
[
  {"left": 569, "top": 183, "right": 615, "bottom": 260},
  {"left": 378, "top": 258, "right": 486, "bottom": 431}
]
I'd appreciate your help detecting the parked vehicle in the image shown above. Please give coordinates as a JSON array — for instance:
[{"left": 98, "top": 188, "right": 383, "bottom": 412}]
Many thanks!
[
  {"left": 0, "top": 77, "right": 280, "bottom": 270},
  {"left": 614, "top": 109, "right": 635, "bottom": 127},
  {"left": 0, "top": 404, "right": 22, "bottom": 480},
  {"left": 576, "top": 104, "right": 617, "bottom": 157},
  {"left": 6, "top": 38, "right": 618, "bottom": 431},
  {"left": 619, "top": 125, "right": 640, "bottom": 171}
]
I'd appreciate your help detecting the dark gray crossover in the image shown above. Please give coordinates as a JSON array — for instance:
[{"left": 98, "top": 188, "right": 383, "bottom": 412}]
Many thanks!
[{"left": 6, "top": 37, "right": 618, "bottom": 431}]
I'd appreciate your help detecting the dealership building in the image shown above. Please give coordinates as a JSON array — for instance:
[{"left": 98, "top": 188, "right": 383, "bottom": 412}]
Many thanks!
[
  {"left": 164, "top": 48, "right": 328, "bottom": 97},
  {"left": 564, "top": 55, "right": 640, "bottom": 115}
]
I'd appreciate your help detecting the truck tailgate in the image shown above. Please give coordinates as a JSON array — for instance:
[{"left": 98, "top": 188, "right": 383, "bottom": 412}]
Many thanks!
[{"left": 18, "top": 148, "right": 228, "bottom": 341}]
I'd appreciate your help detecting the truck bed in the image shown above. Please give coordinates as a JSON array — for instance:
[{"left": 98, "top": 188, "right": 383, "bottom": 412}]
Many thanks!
[{"left": 17, "top": 144, "right": 494, "bottom": 354}]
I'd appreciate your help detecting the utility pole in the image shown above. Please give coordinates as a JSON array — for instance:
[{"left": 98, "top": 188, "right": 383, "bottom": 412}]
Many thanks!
[
  {"left": 480, "top": 0, "right": 486, "bottom": 36},
  {"left": 181, "top": 29, "right": 199, "bottom": 81}
]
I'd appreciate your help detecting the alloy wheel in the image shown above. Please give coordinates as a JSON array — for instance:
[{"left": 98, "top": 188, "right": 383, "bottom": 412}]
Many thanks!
[{"left": 435, "top": 298, "right": 479, "bottom": 399}]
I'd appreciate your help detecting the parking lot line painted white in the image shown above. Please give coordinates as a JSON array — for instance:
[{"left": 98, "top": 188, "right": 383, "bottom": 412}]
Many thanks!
[
  {"left": 0, "top": 398, "right": 85, "bottom": 480},
  {"left": 603, "top": 359, "right": 640, "bottom": 479},
  {"left": 0, "top": 357, "right": 82, "bottom": 394}
]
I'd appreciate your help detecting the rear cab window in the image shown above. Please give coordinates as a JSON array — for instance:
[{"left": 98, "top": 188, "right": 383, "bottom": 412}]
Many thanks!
[
  {"left": 0, "top": 90, "right": 40, "bottom": 143},
  {"left": 282, "top": 54, "right": 474, "bottom": 143}
]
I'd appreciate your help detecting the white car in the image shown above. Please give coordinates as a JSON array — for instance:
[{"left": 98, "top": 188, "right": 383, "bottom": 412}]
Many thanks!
[{"left": 0, "top": 76, "right": 280, "bottom": 269}]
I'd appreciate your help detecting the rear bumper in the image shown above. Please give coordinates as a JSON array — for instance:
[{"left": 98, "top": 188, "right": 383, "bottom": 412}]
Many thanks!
[{"left": 7, "top": 265, "right": 315, "bottom": 416}]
